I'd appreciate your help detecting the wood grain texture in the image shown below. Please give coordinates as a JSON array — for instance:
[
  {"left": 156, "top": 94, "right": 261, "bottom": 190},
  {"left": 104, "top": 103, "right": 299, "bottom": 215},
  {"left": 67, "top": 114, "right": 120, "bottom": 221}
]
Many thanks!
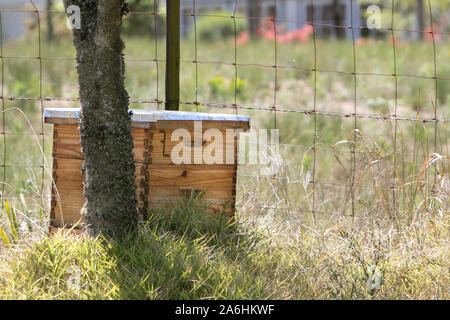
[
  {"left": 53, "top": 124, "right": 243, "bottom": 165},
  {"left": 51, "top": 157, "right": 148, "bottom": 227},
  {"left": 49, "top": 119, "right": 247, "bottom": 227},
  {"left": 151, "top": 129, "right": 239, "bottom": 165},
  {"left": 53, "top": 125, "right": 152, "bottom": 164},
  {"left": 148, "top": 164, "right": 235, "bottom": 188}
]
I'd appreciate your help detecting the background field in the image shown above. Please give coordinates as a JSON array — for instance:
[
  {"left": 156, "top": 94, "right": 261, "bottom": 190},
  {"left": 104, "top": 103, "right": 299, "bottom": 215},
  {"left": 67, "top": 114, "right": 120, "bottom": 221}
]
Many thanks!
[{"left": 0, "top": 0, "right": 448, "bottom": 299}]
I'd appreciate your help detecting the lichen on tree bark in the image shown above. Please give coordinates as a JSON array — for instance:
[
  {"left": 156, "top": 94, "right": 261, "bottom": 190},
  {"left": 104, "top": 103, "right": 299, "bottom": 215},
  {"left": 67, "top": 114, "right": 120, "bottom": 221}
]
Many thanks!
[{"left": 64, "top": 0, "right": 138, "bottom": 237}]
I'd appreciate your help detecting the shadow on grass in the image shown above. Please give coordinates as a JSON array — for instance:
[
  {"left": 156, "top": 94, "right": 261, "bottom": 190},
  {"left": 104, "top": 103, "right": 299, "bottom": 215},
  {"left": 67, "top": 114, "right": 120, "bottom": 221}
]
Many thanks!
[
  {"left": 0, "top": 196, "right": 288, "bottom": 300},
  {"left": 107, "top": 196, "right": 271, "bottom": 300}
]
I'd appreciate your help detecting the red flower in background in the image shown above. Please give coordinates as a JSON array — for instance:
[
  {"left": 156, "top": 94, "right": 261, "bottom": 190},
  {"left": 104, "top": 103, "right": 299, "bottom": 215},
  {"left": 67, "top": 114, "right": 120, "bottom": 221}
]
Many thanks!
[
  {"left": 237, "top": 31, "right": 249, "bottom": 46},
  {"left": 290, "top": 24, "right": 314, "bottom": 43},
  {"left": 425, "top": 26, "right": 441, "bottom": 42},
  {"left": 389, "top": 37, "right": 408, "bottom": 48},
  {"left": 256, "top": 19, "right": 313, "bottom": 44},
  {"left": 235, "top": 19, "right": 314, "bottom": 46},
  {"left": 355, "top": 38, "right": 376, "bottom": 46}
]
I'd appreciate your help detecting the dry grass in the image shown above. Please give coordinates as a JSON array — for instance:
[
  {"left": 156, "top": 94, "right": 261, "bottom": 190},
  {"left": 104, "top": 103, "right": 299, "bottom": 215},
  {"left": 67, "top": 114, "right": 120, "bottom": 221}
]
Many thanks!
[
  {"left": 0, "top": 30, "right": 448, "bottom": 300},
  {"left": 0, "top": 148, "right": 448, "bottom": 300}
]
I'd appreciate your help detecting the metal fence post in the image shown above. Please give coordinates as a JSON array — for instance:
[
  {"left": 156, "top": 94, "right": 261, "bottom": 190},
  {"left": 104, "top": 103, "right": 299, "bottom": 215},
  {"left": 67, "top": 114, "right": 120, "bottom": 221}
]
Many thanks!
[{"left": 165, "top": 0, "right": 180, "bottom": 111}]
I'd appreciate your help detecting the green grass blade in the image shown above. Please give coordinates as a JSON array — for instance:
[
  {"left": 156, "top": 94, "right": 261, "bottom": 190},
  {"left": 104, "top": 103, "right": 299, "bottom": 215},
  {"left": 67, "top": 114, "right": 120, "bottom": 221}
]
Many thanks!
[
  {"left": 39, "top": 206, "right": 43, "bottom": 226},
  {"left": 0, "top": 224, "right": 10, "bottom": 245},
  {"left": 5, "top": 200, "right": 19, "bottom": 240}
]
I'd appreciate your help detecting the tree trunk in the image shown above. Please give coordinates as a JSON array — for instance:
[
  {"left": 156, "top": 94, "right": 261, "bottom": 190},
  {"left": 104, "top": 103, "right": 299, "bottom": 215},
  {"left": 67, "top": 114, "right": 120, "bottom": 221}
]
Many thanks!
[
  {"left": 247, "top": 0, "right": 260, "bottom": 39},
  {"left": 63, "top": 0, "right": 138, "bottom": 238},
  {"left": 46, "top": 0, "right": 54, "bottom": 42},
  {"left": 333, "top": 0, "right": 343, "bottom": 39},
  {"left": 417, "top": 0, "right": 425, "bottom": 40}
]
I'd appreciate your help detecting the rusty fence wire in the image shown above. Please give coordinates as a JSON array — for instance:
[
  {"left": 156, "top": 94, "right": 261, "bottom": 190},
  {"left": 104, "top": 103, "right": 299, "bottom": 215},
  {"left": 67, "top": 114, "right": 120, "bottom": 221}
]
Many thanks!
[{"left": 0, "top": 0, "right": 448, "bottom": 226}]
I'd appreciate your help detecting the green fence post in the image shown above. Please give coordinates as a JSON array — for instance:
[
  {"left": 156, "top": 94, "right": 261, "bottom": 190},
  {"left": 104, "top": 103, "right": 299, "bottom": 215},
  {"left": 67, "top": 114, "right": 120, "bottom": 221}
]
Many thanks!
[{"left": 165, "top": 0, "right": 180, "bottom": 111}]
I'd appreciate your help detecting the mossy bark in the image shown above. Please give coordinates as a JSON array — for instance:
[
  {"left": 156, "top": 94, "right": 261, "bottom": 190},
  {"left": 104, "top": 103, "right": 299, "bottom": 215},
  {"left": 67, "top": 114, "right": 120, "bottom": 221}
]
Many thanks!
[{"left": 64, "top": 0, "right": 138, "bottom": 238}]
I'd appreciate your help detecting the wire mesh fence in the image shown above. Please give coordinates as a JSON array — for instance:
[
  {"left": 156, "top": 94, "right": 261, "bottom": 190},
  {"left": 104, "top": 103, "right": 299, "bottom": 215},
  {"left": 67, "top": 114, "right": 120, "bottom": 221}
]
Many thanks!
[{"left": 0, "top": 0, "right": 448, "bottom": 228}]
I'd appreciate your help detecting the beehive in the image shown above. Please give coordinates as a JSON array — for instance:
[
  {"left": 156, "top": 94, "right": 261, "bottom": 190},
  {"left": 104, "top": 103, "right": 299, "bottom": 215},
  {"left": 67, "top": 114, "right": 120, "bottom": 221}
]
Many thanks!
[{"left": 44, "top": 108, "right": 250, "bottom": 230}]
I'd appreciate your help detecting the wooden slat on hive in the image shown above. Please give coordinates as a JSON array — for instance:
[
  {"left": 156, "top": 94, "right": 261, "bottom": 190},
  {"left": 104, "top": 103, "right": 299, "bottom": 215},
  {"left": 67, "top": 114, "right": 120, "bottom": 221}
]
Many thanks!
[
  {"left": 132, "top": 128, "right": 152, "bottom": 164},
  {"left": 154, "top": 120, "right": 250, "bottom": 131},
  {"left": 51, "top": 157, "right": 84, "bottom": 227},
  {"left": 52, "top": 124, "right": 152, "bottom": 164},
  {"left": 51, "top": 157, "right": 149, "bottom": 227},
  {"left": 52, "top": 124, "right": 83, "bottom": 159},
  {"left": 147, "top": 165, "right": 236, "bottom": 216},
  {"left": 147, "top": 164, "right": 235, "bottom": 188},
  {"left": 150, "top": 129, "right": 239, "bottom": 165},
  {"left": 47, "top": 118, "right": 249, "bottom": 131}
]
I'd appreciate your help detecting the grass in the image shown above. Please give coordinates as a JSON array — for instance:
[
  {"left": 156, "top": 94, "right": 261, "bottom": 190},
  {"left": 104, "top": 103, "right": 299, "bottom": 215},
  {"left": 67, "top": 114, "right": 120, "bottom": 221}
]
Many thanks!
[
  {"left": 0, "top": 19, "right": 448, "bottom": 300},
  {"left": 0, "top": 198, "right": 448, "bottom": 300}
]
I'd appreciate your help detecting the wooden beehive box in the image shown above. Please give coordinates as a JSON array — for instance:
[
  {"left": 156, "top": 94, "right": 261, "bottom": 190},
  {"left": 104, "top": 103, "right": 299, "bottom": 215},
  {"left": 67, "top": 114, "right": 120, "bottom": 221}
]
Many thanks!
[{"left": 44, "top": 108, "right": 250, "bottom": 230}]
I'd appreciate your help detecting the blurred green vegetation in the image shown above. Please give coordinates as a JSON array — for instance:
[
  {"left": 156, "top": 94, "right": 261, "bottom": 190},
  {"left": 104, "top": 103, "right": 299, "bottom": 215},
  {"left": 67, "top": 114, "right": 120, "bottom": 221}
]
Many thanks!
[
  {"left": 1, "top": 199, "right": 448, "bottom": 299},
  {"left": 0, "top": 6, "right": 448, "bottom": 300},
  {"left": 0, "top": 17, "right": 448, "bottom": 234},
  {"left": 193, "top": 10, "right": 247, "bottom": 42}
]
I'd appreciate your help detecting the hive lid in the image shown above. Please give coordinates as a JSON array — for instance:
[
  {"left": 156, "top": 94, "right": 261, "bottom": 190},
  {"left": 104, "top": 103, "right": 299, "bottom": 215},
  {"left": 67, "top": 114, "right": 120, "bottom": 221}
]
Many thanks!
[{"left": 44, "top": 108, "right": 250, "bottom": 123}]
